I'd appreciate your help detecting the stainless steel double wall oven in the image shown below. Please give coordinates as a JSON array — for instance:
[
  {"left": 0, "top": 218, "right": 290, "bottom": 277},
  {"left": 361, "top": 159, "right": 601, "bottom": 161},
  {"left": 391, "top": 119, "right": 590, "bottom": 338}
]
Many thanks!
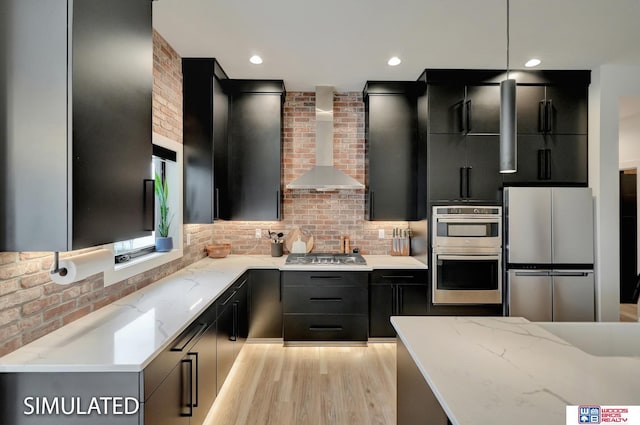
[{"left": 432, "top": 206, "right": 502, "bottom": 304}]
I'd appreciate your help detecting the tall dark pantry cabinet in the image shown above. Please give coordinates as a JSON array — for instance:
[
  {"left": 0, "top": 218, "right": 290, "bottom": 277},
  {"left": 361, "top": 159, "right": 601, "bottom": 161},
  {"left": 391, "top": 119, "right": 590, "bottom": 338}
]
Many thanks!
[{"left": 1, "top": 0, "right": 154, "bottom": 251}]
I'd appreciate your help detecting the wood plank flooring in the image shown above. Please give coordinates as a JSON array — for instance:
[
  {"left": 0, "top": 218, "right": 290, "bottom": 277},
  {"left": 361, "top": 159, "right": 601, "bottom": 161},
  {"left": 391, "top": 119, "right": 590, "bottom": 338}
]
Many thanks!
[
  {"left": 620, "top": 303, "right": 639, "bottom": 322},
  {"left": 204, "top": 343, "right": 397, "bottom": 425}
]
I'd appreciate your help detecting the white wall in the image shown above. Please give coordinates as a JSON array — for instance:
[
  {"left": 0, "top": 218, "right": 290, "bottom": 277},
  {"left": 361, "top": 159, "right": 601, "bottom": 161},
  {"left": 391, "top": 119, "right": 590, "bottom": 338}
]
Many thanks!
[{"left": 590, "top": 65, "right": 640, "bottom": 321}]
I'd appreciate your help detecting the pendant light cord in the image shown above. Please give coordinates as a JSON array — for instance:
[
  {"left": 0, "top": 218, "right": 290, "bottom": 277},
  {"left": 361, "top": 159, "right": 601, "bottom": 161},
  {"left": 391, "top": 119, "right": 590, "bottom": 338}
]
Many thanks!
[{"left": 506, "top": 0, "right": 510, "bottom": 79}]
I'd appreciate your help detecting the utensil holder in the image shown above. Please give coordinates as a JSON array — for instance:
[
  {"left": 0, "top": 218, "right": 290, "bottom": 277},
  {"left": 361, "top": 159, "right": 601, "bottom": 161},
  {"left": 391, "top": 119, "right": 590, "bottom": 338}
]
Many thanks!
[{"left": 271, "top": 242, "right": 284, "bottom": 257}]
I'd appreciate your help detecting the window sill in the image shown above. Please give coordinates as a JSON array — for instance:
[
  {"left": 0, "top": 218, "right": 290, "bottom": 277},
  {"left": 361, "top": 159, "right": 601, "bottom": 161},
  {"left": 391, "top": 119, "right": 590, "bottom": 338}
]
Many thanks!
[{"left": 103, "top": 245, "right": 183, "bottom": 287}]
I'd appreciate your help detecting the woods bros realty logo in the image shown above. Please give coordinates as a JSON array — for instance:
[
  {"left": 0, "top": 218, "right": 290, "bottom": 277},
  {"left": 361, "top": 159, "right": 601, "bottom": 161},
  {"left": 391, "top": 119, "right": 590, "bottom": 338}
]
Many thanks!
[{"left": 566, "top": 405, "right": 640, "bottom": 424}]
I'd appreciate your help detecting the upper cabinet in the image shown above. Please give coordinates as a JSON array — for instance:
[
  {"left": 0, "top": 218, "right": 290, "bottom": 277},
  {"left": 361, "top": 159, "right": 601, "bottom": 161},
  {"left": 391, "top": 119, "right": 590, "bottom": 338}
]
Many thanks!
[
  {"left": 226, "top": 80, "right": 285, "bottom": 221},
  {"left": 1, "top": 0, "right": 153, "bottom": 251},
  {"left": 504, "top": 70, "right": 590, "bottom": 185},
  {"left": 183, "top": 58, "right": 230, "bottom": 223},
  {"left": 363, "top": 81, "right": 427, "bottom": 220},
  {"left": 422, "top": 70, "right": 504, "bottom": 203}
]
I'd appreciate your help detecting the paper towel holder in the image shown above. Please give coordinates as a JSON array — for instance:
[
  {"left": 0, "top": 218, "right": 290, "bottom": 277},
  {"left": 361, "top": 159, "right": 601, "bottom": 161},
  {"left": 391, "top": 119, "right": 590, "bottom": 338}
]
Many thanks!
[{"left": 50, "top": 252, "right": 68, "bottom": 277}]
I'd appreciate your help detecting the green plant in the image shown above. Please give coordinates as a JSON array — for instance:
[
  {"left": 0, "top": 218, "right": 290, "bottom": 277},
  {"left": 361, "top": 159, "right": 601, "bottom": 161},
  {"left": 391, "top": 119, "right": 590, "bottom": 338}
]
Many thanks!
[{"left": 154, "top": 172, "right": 174, "bottom": 238}]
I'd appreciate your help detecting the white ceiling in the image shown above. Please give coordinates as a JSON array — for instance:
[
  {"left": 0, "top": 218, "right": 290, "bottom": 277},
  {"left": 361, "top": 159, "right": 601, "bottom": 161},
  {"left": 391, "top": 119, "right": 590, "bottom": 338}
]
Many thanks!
[{"left": 153, "top": 0, "right": 640, "bottom": 91}]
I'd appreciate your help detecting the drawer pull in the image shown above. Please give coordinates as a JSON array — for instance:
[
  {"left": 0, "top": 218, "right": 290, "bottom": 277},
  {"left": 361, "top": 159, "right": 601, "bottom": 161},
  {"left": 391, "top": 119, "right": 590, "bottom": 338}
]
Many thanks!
[
  {"left": 171, "top": 323, "right": 207, "bottom": 352},
  {"left": 381, "top": 275, "right": 415, "bottom": 279},
  {"left": 309, "top": 297, "right": 343, "bottom": 302},
  {"left": 309, "top": 326, "right": 343, "bottom": 332},
  {"left": 234, "top": 278, "right": 248, "bottom": 289},
  {"left": 220, "top": 290, "right": 237, "bottom": 307},
  {"left": 309, "top": 276, "right": 343, "bottom": 280}
]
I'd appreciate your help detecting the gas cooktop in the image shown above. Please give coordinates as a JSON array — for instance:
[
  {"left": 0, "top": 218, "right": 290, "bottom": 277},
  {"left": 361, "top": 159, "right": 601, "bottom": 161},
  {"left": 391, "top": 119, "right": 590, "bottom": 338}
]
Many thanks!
[{"left": 285, "top": 253, "right": 367, "bottom": 265}]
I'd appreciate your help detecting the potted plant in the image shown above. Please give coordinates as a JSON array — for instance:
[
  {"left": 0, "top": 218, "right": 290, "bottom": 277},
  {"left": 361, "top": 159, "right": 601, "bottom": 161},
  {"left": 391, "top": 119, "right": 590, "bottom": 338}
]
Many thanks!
[{"left": 155, "top": 172, "right": 174, "bottom": 252}]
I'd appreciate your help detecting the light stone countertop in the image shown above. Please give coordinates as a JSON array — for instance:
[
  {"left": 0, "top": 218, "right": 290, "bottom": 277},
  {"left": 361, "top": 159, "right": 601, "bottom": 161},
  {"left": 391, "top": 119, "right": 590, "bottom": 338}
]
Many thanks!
[
  {"left": 391, "top": 316, "right": 640, "bottom": 425},
  {"left": 0, "top": 255, "right": 425, "bottom": 373}
]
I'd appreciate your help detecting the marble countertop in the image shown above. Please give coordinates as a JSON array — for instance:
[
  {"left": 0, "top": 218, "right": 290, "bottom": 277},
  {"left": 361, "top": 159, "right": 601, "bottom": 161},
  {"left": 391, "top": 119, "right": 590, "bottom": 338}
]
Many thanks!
[
  {"left": 391, "top": 316, "right": 640, "bottom": 425},
  {"left": 0, "top": 255, "right": 425, "bottom": 373}
]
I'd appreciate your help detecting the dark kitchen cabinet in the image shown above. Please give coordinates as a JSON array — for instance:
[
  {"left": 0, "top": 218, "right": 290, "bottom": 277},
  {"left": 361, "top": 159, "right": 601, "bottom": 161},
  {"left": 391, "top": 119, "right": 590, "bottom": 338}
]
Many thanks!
[
  {"left": 516, "top": 84, "right": 588, "bottom": 135},
  {"left": 226, "top": 80, "right": 285, "bottom": 220},
  {"left": 183, "top": 58, "right": 230, "bottom": 222},
  {"left": 363, "top": 81, "right": 427, "bottom": 220},
  {"left": 426, "top": 82, "right": 501, "bottom": 134},
  {"left": 143, "top": 301, "right": 218, "bottom": 425},
  {"left": 216, "top": 273, "right": 249, "bottom": 392},
  {"left": 428, "top": 134, "right": 501, "bottom": 202},
  {"left": 422, "top": 70, "right": 503, "bottom": 203},
  {"left": 503, "top": 71, "right": 590, "bottom": 185},
  {"left": 249, "top": 270, "right": 283, "bottom": 339},
  {"left": 1, "top": 0, "right": 153, "bottom": 251},
  {"left": 282, "top": 271, "right": 368, "bottom": 341},
  {"left": 369, "top": 270, "right": 428, "bottom": 338}
]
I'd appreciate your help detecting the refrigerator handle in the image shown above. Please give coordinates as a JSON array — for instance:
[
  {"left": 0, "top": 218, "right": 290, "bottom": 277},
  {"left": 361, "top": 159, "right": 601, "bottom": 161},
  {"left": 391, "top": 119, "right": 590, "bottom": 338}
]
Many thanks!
[
  {"left": 514, "top": 271, "right": 551, "bottom": 277},
  {"left": 548, "top": 271, "right": 592, "bottom": 277}
]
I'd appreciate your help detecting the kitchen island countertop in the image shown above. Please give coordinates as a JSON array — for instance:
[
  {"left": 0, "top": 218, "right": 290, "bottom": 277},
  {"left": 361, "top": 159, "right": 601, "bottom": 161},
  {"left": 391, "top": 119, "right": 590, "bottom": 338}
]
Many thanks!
[
  {"left": 391, "top": 316, "right": 640, "bottom": 425},
  {"left": 0, "top": 254, "right": 425, "bottom": 373}
]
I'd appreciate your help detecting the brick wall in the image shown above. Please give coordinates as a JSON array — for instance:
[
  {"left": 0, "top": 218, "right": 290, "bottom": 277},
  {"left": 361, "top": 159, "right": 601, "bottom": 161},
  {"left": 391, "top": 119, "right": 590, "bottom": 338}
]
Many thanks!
[
  {"left": 210, "top": 92, "right": 408, "bottom": 255},
  {"left": 0, "top": 31, "right": 213, "bottom": 357}
]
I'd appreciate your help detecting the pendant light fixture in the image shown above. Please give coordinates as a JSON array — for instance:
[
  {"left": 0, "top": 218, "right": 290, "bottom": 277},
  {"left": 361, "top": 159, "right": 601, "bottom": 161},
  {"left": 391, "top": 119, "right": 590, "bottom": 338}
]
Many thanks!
[{"left": 500, "top": 0, "right": 517, "bottom": 173}]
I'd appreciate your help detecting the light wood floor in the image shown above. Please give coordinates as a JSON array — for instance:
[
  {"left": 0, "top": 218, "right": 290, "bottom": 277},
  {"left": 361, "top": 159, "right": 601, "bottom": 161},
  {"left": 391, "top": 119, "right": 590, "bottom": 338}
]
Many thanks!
[
  {"left": 204, "top": 343, "right": 397, "bottom": 425},
  {"left": 620, "top": 303, "right": 639, "bottom": 322}
]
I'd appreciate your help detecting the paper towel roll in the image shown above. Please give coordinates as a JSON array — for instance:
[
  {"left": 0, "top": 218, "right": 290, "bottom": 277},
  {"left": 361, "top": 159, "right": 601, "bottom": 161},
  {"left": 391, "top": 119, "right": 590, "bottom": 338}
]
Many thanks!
[{"left": 49, "top": 249, "right": 112, "bottom": 285}]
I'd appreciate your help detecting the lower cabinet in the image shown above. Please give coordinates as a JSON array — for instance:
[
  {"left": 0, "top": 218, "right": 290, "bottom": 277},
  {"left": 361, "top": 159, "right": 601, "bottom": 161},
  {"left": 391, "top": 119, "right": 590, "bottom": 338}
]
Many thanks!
[
  {"left": 282, "top": 271, "right": 368, "bottom": 342},
  {"left": 369, "top": 270, "right": 429, "bottom": 338},
  {"left": 248, "top": 269, "right": 283, "bottom": 339}
]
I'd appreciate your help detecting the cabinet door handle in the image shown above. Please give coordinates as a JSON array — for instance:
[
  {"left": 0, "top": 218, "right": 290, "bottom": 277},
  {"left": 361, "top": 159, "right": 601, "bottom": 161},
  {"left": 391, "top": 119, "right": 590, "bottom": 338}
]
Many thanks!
[
  {"left": 537, "top": 150, "right": 546, "bottom": 180},
  {"left": 220, "top": 290, "right": 237, "bottom": 307},
  {"left": 458, "top": 100, "right": 466, "bottom": 133},
  {"left": 230, "top": 302, "right": 238, "bottom": 341},
  {"left": 465, "top": 167, "right": 472, "bottom": 199},
  {"left": 545, "top": 99, "right": 553, "bottom": 133},
  {"left": 143, "top": 179, "right": 155, "bottom": 231},
  {"left": 181, "top": 358, "right": 194, "bottom": 417},
  {"left": 398, "top": 286, "right": 404, "bottom": 315},
  {"left": 235, "top": 277, "right": 248, "bottom": 290},
  {"left": 215, "top": 188, "right": 220, "bottom": 220},
  {"left": 381, "top": 275, "right": 415, "bottom": 279},
  {"left": 310, "top": 275, "right": 342, "bottom": 280},
  {"left": 276, "top": 190, "right": 280, "bottom": 220},
  {"left": 465, "top": 99, "right": 472, "bottom": 133},
  {"left": 544, "top": 149, "right": 552, "bottom": 180},
  {"left": 187, "top": 352, "right": 199, "bottom": 407},
  {"left": 538, "top": 100, "right": 546, "bottom": 133},
  {"left": 459, "top": 167, "right": 466, "bottom": 199}
]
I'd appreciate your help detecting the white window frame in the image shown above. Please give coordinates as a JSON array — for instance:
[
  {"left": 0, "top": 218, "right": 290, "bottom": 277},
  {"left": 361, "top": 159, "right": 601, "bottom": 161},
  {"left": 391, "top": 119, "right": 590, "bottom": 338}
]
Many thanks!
[{"left": 103, "top": 133, "right": 184, "bottom": 287}]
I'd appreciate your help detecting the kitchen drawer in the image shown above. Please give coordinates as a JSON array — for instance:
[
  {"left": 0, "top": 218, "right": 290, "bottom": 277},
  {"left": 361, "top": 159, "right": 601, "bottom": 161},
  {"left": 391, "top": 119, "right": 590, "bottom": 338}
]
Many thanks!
[
  {"left": 283, "top": 285, "right": 368, "bottom": 314},
  {"left": 281, "top": 271, "right": 367, "bottom": 287},
  {"left": 143, "top": 306, "right": 214, "bottom": 401},
  {"left": 283, "top": 314, "right": 368, "bottom": 341},
  {"left": 370, "top": 269, "right": 428, "bottom": 285}
]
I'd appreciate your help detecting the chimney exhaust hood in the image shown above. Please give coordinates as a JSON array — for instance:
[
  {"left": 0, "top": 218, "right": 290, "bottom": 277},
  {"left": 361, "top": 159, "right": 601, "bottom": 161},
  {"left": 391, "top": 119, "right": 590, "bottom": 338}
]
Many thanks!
[{"left": 286, "top": 86, "right": 365, "bottom": 191}]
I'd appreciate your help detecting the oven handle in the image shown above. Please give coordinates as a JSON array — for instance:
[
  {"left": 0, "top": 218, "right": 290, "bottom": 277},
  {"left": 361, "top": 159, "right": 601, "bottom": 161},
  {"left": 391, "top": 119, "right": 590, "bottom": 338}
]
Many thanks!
[
  {"left": 436, "top": 254, "right": 501, "bottom": 261},
  {"left": 435, "top": 217, "right": 501, "bottom": 224}
]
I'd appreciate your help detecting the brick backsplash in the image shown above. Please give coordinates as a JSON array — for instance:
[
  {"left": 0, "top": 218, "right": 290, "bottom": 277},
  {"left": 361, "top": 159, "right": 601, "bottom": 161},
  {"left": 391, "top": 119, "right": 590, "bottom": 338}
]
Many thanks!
[
  {"left": 0, "top": 38, "right": 411, "bottom": 357},
  {"left": 211, "top": 91, "right": 408, "bottom": 255},
  {"left": 0, "top": 31, "right": 212, "bottom": 357}
]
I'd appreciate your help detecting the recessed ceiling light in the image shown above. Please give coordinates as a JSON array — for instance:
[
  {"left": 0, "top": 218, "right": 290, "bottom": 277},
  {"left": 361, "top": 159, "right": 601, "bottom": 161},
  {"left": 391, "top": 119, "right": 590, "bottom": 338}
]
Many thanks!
[
  {"left": 387, "top": 56, "right": 402, "bottom": 66},
  {"left": 249, "top": 55, "right": 263, "bottom": 65},
  {"left": 525, "top": 58, "right": 541, "bottom": 68}
]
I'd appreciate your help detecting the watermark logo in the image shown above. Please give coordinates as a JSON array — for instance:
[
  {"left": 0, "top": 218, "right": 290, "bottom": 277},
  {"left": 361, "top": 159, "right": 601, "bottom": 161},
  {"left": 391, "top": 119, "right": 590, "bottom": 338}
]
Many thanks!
[
  {"left": 23, "top": 396, "right": 139, "bottom": 416},
  {"left": 578, "top": 406, "right": 600, "bottom": 424},
  {"left": 568, "top": 406, "right": 640, "bottom": 424}
]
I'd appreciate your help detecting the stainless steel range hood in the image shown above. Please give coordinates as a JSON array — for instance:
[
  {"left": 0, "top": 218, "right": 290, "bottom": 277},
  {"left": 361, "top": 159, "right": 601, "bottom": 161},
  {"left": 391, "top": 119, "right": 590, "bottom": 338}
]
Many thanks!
[{"left": 286, "top": 86, "right": 364, "bottom": 191}]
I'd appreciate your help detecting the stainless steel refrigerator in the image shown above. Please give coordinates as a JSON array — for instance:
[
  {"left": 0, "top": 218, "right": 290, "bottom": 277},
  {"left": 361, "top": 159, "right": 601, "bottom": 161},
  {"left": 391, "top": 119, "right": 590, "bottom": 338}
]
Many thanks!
[{"left": 504, "top": 187, "right": 595, "bottom": 321}]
